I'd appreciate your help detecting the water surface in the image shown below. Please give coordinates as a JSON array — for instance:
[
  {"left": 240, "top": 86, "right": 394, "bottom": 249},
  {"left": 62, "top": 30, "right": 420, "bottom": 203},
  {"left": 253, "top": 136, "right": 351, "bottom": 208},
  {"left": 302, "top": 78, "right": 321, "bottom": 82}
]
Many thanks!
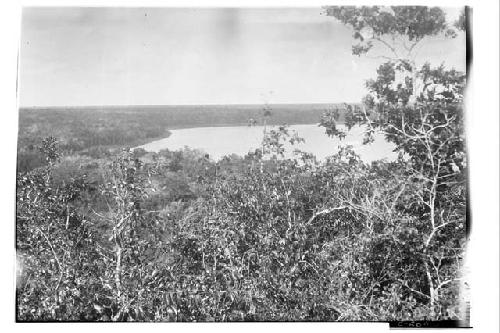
[{"left": 137, "top": 124, "right": 397, "bottom": 162}]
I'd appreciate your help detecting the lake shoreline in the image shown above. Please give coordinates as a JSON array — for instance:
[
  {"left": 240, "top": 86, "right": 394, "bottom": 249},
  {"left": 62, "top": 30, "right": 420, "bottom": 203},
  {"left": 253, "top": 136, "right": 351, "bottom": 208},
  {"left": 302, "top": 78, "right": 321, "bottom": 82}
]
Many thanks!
[{"left": 136, "top": 124, "right": 397, "bottom": 163}]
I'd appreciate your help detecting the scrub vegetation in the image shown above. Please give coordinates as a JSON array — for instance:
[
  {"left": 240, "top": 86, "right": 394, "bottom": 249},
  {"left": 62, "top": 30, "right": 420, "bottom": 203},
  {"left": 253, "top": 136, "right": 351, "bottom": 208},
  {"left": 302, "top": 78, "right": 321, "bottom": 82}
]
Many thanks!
[{"left": 16, "top": 6, "right": 468, "bottom": 322}]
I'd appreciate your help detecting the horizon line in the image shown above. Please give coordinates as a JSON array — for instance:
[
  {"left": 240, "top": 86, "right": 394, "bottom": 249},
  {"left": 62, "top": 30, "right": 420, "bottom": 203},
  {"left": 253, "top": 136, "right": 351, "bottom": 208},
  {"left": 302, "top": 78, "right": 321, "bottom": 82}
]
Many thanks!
[{"left": 19, "top": 101, "right": 361, "bottom": 109}]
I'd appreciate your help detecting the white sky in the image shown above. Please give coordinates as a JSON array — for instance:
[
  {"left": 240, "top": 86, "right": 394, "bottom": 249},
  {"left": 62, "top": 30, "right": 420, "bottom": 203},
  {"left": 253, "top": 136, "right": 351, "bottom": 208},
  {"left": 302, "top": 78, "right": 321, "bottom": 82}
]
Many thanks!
[{"left": 19, "top": 7, "right": 465, "bottom": 106}]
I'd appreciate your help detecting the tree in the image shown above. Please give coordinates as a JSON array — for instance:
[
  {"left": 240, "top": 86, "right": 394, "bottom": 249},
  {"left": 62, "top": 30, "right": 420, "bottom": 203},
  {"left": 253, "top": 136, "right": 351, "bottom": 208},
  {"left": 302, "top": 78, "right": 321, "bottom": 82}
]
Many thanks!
[
  {"left": 324, "top": 6, "right": 463, "bottom": 104},
  {"left": 322, "top": 6, "right": 468, "bottom": 319},
  {"left": 96, "top": 149, "right": 170, "bottom": 321},
  {"left": 261, "top": 103, "right": 273, "bottom": 155},
  {"left": 17, "top": 139, "right": 103, "bottom": 320},
  {"left": 454, "top": 8, "right": 467, "bottom": 32}
]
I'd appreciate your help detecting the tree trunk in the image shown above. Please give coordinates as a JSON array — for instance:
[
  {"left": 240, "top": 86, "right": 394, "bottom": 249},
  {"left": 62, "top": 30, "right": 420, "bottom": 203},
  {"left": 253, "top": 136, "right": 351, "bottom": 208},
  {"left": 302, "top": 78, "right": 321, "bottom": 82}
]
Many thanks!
[
  {"left": 260, "top": 118, "right": 267, "bottom": 173},
  {"left": 408, "top": 60, "right": 418, "bottom": 105},
  {"left": 114, "top": 243, "right": 123, "bottom": 321},
  {"left": 424, "top": 260, "right": 437, "bottom": 318}
]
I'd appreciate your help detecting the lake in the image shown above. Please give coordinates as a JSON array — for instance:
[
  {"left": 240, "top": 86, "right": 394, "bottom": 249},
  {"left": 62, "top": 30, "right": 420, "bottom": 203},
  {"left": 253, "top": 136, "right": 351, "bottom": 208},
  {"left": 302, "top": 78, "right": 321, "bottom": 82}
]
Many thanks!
[{"left": 136, "top": 124, "right": 397, "bottom": 162}]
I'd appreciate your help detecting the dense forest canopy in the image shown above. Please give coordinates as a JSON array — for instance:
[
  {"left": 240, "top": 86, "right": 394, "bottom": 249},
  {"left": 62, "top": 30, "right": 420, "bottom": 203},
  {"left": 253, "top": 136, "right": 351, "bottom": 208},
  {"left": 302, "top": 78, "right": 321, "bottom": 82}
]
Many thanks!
[{"left": 16, "top": 6, "right": 468, "bottom": 322}]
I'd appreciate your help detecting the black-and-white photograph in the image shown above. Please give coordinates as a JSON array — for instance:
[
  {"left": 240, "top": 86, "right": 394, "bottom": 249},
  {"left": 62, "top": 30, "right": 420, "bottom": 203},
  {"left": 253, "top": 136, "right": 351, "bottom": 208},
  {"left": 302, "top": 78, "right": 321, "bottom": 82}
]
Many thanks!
[{"left": 15, "top": 5, "right": 472, "bottom": 325}]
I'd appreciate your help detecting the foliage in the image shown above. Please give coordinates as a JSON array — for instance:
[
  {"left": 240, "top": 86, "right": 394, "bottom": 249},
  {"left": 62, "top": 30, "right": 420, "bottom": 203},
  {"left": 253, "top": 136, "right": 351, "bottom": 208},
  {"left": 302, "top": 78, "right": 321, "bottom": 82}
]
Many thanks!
[
  {"left": 454, "top": 8, "right": 467, "bottom": 32},
  {"left": 17, "top": 122, "right": 467, "bottom": 321},
  {"left": 324, "top": 5, "right": 465, "bottom": 106},
  {"left": 17, "top": 146, "right": 102, "bottom": 320},
  {"left": 321, "top": 7, "right": 467, "bottom": 320},
  {"left": 17, "top": 7, "right": 467, "bottom": 322},
  {"left": 324, "top": 6, "right": 456, "bottom": 58}
]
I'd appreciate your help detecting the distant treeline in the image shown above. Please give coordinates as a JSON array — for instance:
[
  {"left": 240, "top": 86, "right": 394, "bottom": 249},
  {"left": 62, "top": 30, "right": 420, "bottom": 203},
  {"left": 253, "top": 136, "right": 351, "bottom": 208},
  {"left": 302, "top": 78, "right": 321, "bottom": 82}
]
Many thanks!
[
  {"left": 20, "top": 103, "right": 351, "bottom": 128},
  {"left": 17, "top": 104, "right": 351, "bottom": 172}
]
